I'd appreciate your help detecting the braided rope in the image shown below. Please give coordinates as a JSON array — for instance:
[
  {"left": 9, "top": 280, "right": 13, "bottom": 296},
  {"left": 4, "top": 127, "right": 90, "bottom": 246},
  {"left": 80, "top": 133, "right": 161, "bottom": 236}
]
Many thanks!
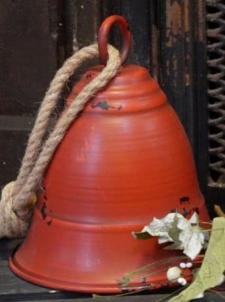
[{"left": 0, "top": 43, "right": 121, "bottom": 238}]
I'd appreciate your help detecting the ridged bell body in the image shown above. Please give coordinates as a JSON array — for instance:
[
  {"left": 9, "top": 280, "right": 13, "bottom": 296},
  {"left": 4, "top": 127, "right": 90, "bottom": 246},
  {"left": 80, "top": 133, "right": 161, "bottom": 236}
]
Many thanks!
[{"left": 10, "top": 16, "right": 209, "bottom": 293}]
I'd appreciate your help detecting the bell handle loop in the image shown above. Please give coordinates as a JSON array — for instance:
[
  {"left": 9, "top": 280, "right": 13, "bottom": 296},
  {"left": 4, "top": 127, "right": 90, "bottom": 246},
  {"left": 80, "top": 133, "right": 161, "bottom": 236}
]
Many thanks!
[{"left": 98, "top": 15, "right": 131, "bottom": 65}]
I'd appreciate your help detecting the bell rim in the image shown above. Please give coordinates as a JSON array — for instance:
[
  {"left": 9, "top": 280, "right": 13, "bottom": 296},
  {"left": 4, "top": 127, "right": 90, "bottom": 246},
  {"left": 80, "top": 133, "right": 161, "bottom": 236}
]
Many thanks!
[
  {"left": 9, "top": 253, "right": 183, "bottom": 293},
  {"left": 9, "top": 253, "right": 146, "bottom": 293}
]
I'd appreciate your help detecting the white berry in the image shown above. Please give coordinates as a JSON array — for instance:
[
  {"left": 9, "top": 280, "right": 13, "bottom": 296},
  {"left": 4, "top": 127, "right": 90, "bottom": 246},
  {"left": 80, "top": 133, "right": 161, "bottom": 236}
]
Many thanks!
[
  {"left": 186, "top": 262, "right": 193, "bottom": 268},
  {"left": 179, "top": 262, "right": 186, "bottom": 269},
  {"left": 177, "top": 277, "right": 187, "bottom": 286},
  {"left": 167, "top": 266, "right": 182, "bottom": 281}
]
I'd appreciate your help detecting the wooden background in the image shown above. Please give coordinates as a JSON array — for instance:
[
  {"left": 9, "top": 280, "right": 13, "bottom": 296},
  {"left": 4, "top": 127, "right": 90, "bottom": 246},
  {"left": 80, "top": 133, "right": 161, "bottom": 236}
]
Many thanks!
[{"left": 0, "top": 0, "right": 217, "bottom": 215}]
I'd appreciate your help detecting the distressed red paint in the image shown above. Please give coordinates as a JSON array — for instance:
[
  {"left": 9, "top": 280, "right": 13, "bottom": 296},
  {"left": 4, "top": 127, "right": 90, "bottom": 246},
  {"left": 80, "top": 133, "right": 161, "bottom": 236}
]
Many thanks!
[{"left": 9, "top": 15, "right": 209, "bottom": 293}]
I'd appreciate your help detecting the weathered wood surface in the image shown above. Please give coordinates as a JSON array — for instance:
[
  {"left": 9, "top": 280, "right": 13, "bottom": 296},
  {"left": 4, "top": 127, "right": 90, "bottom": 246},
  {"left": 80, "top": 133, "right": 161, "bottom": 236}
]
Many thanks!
[
  {"left": 156, "top": 0, "right": 209, "bottom": 200},
  {"left": 0, "top": 239, "right": 225, "bottom": 301},
  {"left": 0, "top": 0, "right": 58, "bottom": 115},
  {"left": 0, "top": 0, "right": 59, "bottom": 187}
]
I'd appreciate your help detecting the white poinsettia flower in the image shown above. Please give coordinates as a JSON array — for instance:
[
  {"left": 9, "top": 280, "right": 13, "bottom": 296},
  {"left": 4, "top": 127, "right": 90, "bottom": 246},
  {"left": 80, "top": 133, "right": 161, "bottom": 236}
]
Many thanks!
[
  {"left": 142, "top": 213, "right": 184, "bottom": 243},
  {"left": 137, "top": 212, "right": 207, "bottom": 260}
]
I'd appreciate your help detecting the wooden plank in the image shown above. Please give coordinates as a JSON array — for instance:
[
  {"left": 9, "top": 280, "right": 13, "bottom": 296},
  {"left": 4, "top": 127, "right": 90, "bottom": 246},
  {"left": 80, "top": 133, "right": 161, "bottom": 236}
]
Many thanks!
[
  {"left": 0, "top": 239, "right": 22, "bottom": 260},
  {"left": 0, "top": 115, "right": 34, "bottom": 131},
  {"left": 0, "top": 292, "right": 167, "bottom": 302},
  {"left": 63, "top": 0, "right": 101, "bottom": 56},
  {"left": 0, "top": 260, "right": 48, "bottom": 295},
  {"left": 36, "top": 293, "right": 225, "bottom": 302},
  {"left": 0, "top": 0, "right": 59, "bottom": 115},
  {"left": 157, "top": 0, "right": 209, "bottom": 201},
  {"left": 0, "top": 294, "right": 224, "bottom": 302},
  {"left": 0, "top": 130, "right": 29, "bottom": 187},
  {"left": 0, "top": 116, "right": 56, "bottom": 187},
  {"left": 158, "top": 0, "right": 196, "bottom": 141},
  {"left": 148, "top": 0, "right": 160, "bottom": 79}
]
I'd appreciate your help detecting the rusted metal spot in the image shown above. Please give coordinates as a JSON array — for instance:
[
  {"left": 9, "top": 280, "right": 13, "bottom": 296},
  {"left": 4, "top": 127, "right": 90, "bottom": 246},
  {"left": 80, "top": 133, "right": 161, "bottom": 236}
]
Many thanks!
[
  {"left": 182, "top": 208, "right": 191, "bottom": 217},
  {"left": 91, "top": 101, "right": 122, "bottom": 111},
  {"left": 47, "top": 219, "right": 53, "bottom": 226},
  {"left": 40, "top": 202, "right": 47, "bottom": 220},
  {"left": 38, "top": 201, "right": 53, "bottom": 226},
  {"left": 179, "top": 196, "right": 190, "bottom": 204}
]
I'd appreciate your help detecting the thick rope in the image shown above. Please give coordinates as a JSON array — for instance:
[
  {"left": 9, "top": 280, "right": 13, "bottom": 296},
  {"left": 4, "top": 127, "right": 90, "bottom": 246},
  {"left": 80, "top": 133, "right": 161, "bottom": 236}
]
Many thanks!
[{"left": 0, "top": 43, "right": 121, "bottom": 238}]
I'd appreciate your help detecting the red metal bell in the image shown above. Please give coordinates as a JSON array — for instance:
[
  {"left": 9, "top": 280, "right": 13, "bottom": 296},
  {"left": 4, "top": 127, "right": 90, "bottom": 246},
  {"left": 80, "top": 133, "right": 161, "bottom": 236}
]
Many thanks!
[{"left": 9, "top": 16, "right": 209, "bottom": 293}]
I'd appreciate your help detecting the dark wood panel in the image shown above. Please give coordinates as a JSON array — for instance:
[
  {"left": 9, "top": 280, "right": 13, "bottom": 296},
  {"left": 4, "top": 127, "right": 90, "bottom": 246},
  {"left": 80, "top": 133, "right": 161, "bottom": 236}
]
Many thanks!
[
  {"left": 0, "top": 0, "right": 59, "bottom": 115},
  {"left": 0, "top": 129, "right": 29, "bottom": 187},
  {"left": 63, "top": 0, "right": 101, "bottom": 57},
  {"left": 158, "top": 0, "right": 197, "bottom": 141},
  {"left": 0, "top": 115, "right": 34, "bottom": 131},
  {"left": 157, "top": 0, "right": 209, "bottom": 197}
]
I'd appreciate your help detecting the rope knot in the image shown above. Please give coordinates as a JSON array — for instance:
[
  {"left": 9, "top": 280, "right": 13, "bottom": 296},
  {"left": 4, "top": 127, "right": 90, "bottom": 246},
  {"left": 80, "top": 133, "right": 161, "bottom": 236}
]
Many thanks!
[{"left": 0, "top": 182, "right": 27, "bottom": 238}]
